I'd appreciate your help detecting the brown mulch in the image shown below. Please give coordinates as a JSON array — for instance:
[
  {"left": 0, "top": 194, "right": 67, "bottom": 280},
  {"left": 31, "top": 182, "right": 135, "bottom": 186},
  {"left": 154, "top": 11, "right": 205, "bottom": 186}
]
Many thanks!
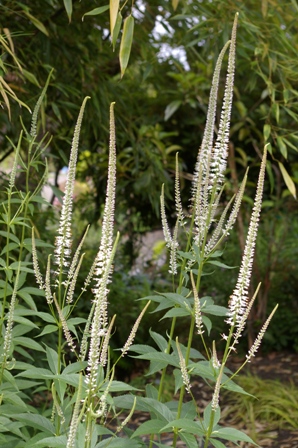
[
  {"left": 229, "top": 351, "right": 298, "bottom": 447},
  {"left": 109, "top": 352, "right": 298, "bottom": 447},
  {"left": 230, "top": 351, "right": 298, "bottom": 386}
]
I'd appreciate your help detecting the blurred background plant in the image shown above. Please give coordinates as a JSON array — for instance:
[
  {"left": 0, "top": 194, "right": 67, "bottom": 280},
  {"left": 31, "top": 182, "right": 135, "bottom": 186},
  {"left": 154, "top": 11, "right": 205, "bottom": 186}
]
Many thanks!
[{"left": 222, "top": 375, "right": 298, "bottom": 442}]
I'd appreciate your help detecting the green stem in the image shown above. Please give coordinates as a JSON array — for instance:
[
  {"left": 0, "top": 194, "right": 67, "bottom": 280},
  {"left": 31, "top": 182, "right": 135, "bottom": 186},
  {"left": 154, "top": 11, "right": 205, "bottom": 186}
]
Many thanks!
[{"left": 172, "top": 314, "right": 195, "bottom": 447}]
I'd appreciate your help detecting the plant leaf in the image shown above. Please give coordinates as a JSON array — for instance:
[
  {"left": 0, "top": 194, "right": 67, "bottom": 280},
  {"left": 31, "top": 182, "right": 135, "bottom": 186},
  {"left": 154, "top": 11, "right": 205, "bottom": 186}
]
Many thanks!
[
  {"left": 131, "top": 419, "right": 166, "bottom": 438},
  {"left": 119, "top": 14, "right": 134, "bottom": 78},
  {"left": 212, "top": 427, "right": 258, "bottom": 445},
  {"left": 34, "top": 435, "right": 68, "bottom": 447},
  {"left": 164, "top": 100, "right": 182, "bottom": 121},
  {"left": 112, "top": 11, "right": 122, "bottom": 51},
  {"left": 9, "top": 414, "right": 55, "bottom": 435},
  {"left": 63, "top": 0, "right": 72, "bottom": 22},
  {"left": 82, "top": 5, "right": 109, "bottom": 21},
  {"left": 278, "top": 161, "right": 296, "bottom": 198},
  {"left": 209, "top": 439, "right": 227, "bottom": 448},
  {"left": 134, "top": 352, "right": 180, "bottom": 368},
  {"left": 110, "top": 0, "right": 120, "bottom": 35},
  {"left": 14, "top": 337, "right": 45, "bottom": 352},
  {"left": 160, "top": 418, "right": 205, "bottom": 436},
  {"left": 23, "top": 11, "right": 49, "bottom": 36}
]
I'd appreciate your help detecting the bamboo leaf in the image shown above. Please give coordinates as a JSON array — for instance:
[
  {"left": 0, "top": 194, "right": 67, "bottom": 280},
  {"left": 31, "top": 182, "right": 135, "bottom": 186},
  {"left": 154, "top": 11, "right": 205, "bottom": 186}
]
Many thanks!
[
  {"left": 22, "top": 69, "right": 41, "bottom": 87},
  {"left": 164, "top": 100, "right": 182, "bottom": 121},
  {"left": 110, "top": 0, "right": 120, "bottom": 35},
  {"left": 172, "top": 0, "right": 180, "bottom": 11},
  {"left": 278, "top": 161, "right": 297, "bottom": 198},
  {"left": 63, "top": 0, "right": 73, "bottom": 23},
  {"left": 277, "top": 136, "right": 287, "bottom": 159},
  {"left": 23, "top": 11, "right": 49, "bottom": 36},
  {"left": 263, "top": 124, "right": 271, "bottom": 141},
  {"left": 119, "top": 15, "right": 134, "bottom": 78},
  {"left": 82, "top": 5, "right": 109, "bottom": 21},
  {"left": 112, "top": 11, "right": 122, "bottom": 51}
]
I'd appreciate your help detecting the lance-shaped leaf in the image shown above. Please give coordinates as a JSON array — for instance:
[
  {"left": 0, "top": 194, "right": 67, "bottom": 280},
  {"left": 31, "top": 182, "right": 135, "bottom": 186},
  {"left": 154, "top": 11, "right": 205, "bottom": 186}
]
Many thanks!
[
  {"left": 112, "top": 11, "right": 122, "bottom": 51},
  {"left": 63, "top": 0, "right": 72, "bottom": 22},
  {"left": 110, "top": 0, "right": 120, "bottom": 36},
  {"left": 119, "top": 14, "right": 134, "bottom": 78},
  {"left": 82, "top": 5, "right": 109, "bottom": 21}
]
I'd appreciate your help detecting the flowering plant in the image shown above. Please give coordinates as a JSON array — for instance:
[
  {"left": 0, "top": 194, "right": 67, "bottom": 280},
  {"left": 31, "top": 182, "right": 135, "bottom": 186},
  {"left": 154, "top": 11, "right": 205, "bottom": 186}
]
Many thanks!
[{"left": 0, "top": 13, "right": 277, "bottom": 448}]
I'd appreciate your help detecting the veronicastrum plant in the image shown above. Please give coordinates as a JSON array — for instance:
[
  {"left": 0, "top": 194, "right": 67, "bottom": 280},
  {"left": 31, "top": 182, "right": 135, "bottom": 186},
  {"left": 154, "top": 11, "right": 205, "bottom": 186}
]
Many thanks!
[
  {"left": 0, "top": 94, "right": 149, "bottom": 447},
  {"left": 0, "top": 12, "right": 278, "bottom": 448},
  {"left": 119, "top": 13, "right": 278, "bottom": 448}
]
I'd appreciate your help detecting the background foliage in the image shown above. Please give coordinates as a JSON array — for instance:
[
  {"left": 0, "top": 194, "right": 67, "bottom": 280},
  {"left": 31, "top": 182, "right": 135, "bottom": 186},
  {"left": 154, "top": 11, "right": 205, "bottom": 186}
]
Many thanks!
[{"left": 1, "top": 0, "right": 298, "bottom": 351}]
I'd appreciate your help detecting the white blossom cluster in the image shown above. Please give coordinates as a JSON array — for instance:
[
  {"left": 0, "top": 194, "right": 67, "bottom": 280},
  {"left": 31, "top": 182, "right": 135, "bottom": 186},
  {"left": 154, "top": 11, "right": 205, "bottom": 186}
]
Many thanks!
[
  {"left": 161, "top": 15, "right": 241, "bottom": 278},
  {"left": 85, "top": 103, "right": 117, "bottom": 396},
  {"left": 226, "top": 147, "right": 267, "bottom": 330},
  {"left": 54, "top": 97, "right": 90, "bottom": 271}
]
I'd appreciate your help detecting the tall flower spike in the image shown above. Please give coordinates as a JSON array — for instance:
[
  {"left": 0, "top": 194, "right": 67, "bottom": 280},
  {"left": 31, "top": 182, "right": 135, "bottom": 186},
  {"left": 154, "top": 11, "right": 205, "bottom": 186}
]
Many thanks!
[
  {"left": 223, "top": 169, "right": 248, "bottom": 235},
  {"left": 190, "top": 271, "right": 204, "bottom": 335},
  {"left": 205, "top": 169, "right": 247, "bottom": 254},
  {"left": 160, "top": 183, "right": 172, "bottom": 248},
  {"left": 66, "top": 253, "right": 84, "bottom": 305},
  {"left": 2, "top": 274, "right": 20, "bottom": 364},
  {"left": 32, "top": 227, "right": 45, "bottom": 291},
  {"left": 226, "top": 146, "right": 267, "bottom": 329},
  {"left": 54, "top": 96, "right": 90, "bottom": 269},
  {"left": 176, "top": 337, "right": 191, "bottom": 393},
  {"left": 78, "top": 114, "right": 114, "bottom": 384},
  {"left": 8, "top": 131, "right": 22, "bottom": 191},
  {"left": 100, "top": 315, "right": 116, "bottom": 367},
  {"left": 211, "top": 369, "right": 223, "bottom": 411},
  {"left": 86, "top": 231, "right": 119, "bottom": 396},
  {"left": 212, "top": 340, "right": 221, "bottom": 369},
  {"left": 92, "top": 102, "right": 117, "bottom": 284},
  {"left": 66, "top": 225, "right": 89, "bottom": 290},
  {"left": 53, "top": 294, "right": 76, "bottom": 353},
  {"left": 233, "top": 282, "right": 261, "bottom": 346},
  {"left": 246, "top": 304, "right": 278, "bottom": 362},
  {"left": 169, "top": 220, "right": 179, "bottom": 275},
  {"left": 30, "top": 69, "right": 53, "bottom": 138},
  {"left": 205, "top": 192, "right": 235, "bottom": 255},
  {"left": 191, "top": 39, "right": 231, "bottom": 249},
  {"left": 121, "top": 301, "right": 151, "bottom": 356},
  {"left": 210, "top": 13, "right": 238, "bottom": 191},
  {"left": 66, "top": 374, "right": 83, "bottom": 448},
  {"left": 192, "top": 40, "right": 231, "bottom": 194},
  {"left": 192, "top": 37, "right": 230, "bottom": 247},
  {"left": 175, "top": 153, "right": 184, "bottom": 224},
  {"left": 161, "top": 183, "right": 179, "bottom": 275},
  {"left": 45, "top": 255, "right": 53, "bottom": 304}
]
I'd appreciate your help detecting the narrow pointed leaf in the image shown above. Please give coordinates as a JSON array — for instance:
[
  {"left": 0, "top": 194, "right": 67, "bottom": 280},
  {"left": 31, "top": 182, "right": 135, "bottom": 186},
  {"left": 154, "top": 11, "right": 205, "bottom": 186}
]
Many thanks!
[
  {"left": 112, "top": 11, "right": 122, "bottom": 51},
  {"left": 23, "top": 12, "right": 49, "bottom": 36},
  {"left": 278, "top": 161, "right": 296, "bottom": 198},
  {"left": 63, "top": 0, "right": 72, "bottom": 22},
  {"left": 172, "top": 0, "right": 179, "bottom": 10},
  {"left": 110, "top": 0, "right": 120, "bottom": 35},
  {"left": 82, "top": 5, "right": 109, "bottom": 20},
  {"left": 119, "top": 14, "right": 134, "bottom": 78}
]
